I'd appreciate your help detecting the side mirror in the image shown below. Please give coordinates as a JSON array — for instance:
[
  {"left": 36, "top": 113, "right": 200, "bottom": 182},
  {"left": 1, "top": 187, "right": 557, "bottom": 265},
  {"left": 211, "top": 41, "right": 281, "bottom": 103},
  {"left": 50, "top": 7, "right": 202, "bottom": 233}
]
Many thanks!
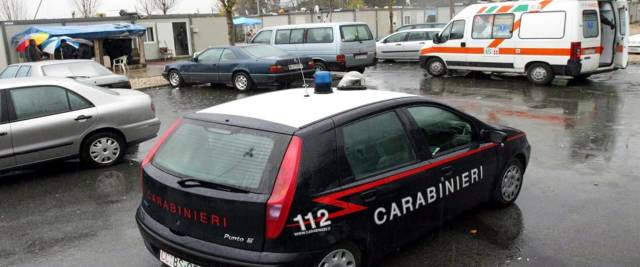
[
  {"left": 485, "top": 130, "right": 508, "bottom": 144},
  {"left": 432, "top": 34, "right": 441, "bottom": 44},
  {"left": 192, "top": 56, "right": 199, "bottom": 63}
]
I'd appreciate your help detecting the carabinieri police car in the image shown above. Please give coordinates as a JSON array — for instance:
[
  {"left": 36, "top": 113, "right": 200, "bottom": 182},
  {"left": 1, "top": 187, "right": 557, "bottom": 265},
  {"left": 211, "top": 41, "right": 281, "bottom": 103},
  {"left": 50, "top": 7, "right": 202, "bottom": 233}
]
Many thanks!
[{"left": 136, "top": 72, "right": 531, "bottom": 267}]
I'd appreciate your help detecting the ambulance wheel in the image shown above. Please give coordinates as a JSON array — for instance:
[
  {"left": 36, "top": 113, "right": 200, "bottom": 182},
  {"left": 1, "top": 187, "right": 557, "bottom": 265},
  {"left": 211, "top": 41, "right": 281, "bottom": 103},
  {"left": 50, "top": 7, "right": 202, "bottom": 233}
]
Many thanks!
[
  {"left": 426, "top": 58, "right": 447, "bottom": 77},
  {"left": 526, "top": 63, "right": 554, "bottom": 85},
  {"left": 491, "top": 159, "right": 524, "bottom": 208},
  {"left": 315, "top": 243, "right": 362, "bottom": 267}
]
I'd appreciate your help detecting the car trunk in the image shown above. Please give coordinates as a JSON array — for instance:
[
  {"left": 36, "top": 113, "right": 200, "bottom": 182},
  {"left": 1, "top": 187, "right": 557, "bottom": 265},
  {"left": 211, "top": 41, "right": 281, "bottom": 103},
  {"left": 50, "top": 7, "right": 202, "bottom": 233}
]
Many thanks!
[
  {"left": 339, "top": 24, "right": 376, "bottom": 67},
  {"left": 272, "top": 57, "right": 313, "bottom": 72},
  {"left": 141, "top": 119, "right": 291, "bottom": 251}
]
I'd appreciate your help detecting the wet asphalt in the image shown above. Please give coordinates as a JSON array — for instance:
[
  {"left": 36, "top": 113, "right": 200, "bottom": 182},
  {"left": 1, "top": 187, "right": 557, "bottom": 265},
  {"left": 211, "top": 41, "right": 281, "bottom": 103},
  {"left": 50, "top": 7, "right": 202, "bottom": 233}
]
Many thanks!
[{"left": 1, "top": 63, "right": 639, "bottom": 267}]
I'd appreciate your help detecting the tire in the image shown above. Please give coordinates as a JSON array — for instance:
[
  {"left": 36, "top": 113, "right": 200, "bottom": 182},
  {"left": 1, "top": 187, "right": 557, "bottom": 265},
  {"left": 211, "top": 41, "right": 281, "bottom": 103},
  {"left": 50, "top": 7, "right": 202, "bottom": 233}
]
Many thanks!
[
  {"left": 168, "top": 70, "right": 184, "bottom": 87},
  {"left": 382, "top": 59, "right": 396, "bottom": 63},
  {"left": 526, "top": 63, "right": 555, "bottom": 85},
  {"left": 426, "top": 57, "right": 447, "bottom": 77},
  {"left": 354, "top": 66, "right": 366, "bottom": 73},
  {"left": 314, "top": 61, "right": 328, "bottom": 72},
  {"left": 233, "top": 72, "right": 254, "bottom": 91},
  {"left": 80, "top": 132, "right": 126, "bottom": 168},
  {"left": 491, "top": 159, "right": 525, "bottom": 208},
  {"left": 314, "top": 243, "right": 362, "bottom": 267}
]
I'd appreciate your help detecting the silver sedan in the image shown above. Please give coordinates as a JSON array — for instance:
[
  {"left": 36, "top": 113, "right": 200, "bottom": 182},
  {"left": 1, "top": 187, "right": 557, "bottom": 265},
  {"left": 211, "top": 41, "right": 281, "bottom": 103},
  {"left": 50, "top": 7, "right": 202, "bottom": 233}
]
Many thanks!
[{"left": 0, "top": 77, "right": 160, "bottom": 170}]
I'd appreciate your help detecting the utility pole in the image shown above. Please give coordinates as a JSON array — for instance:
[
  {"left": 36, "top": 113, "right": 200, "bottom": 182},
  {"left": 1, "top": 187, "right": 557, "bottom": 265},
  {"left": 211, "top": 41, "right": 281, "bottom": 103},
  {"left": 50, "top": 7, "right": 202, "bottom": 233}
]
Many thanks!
[
  {"left": 257, "top": 0, "right": 260, "bottom": 15},
  {"left": 449, "top": 0, "right": 454, "bottom": 19}
]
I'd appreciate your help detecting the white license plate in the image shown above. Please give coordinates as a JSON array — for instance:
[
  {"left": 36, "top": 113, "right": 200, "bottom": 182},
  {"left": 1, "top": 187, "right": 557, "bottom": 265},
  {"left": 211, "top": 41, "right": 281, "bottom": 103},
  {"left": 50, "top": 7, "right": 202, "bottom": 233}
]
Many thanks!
[
  {"left": 160, "top": 250, "right": 201, "bottom": 267},
  {"left": 288, "top": 64, "right": 303, "bottom": 70},
  {"left": 354, "top": 54, "right": 368, "bottom": 60}
]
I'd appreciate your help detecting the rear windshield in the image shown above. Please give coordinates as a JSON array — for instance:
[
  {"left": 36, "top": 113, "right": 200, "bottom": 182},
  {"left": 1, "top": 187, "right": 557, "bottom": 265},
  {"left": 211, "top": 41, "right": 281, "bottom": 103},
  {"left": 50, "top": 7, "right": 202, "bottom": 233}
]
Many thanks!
[
  {"left": 242, "top": 45, "right": 288, "bottom": 58},
  {"left": 42, "top": 61, "right": 113, "bottom": 77},
  {"left": 340, "top": 25, "right": 373, "bottom": 42},
  {"left": 152, "top": 120, "right": 290, "bottom": 193}
]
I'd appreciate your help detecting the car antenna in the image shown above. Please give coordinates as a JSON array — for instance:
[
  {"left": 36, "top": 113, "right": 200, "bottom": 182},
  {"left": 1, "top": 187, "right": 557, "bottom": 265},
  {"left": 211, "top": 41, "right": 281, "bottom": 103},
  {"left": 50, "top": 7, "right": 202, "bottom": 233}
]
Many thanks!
[{"left": 296, "top": 56, "right": 310, "bottom": 97}]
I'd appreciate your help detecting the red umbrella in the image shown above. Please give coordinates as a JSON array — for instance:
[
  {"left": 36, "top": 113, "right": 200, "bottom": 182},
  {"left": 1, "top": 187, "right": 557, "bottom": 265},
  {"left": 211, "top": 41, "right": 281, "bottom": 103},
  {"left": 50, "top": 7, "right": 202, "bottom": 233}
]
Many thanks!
[{"left": 15, "top": 32, "right": 50, "bottom": 52}]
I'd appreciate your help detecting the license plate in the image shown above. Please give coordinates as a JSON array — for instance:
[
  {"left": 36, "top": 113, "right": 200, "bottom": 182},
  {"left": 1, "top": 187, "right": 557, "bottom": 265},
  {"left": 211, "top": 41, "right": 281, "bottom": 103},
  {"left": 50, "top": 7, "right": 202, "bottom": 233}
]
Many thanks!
[
  {"left": 160, "top": 250, "right": 201, "bottom": 267},
  {"left": 288, "top": 64, "right": 303, "bottom": 70},
  {"left": 354, "top": 54, "right": 368, "bottom": 60}
]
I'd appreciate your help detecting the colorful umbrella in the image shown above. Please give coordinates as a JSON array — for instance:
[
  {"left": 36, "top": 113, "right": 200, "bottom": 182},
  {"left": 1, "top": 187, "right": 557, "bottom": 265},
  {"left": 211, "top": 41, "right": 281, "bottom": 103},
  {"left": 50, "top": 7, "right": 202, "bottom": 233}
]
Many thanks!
[
  {"left": 41, "top": 36, "right": 79, "bottom": 55},
  {"left": 15, "top": 32, "right": 50, "bottom": 52}
]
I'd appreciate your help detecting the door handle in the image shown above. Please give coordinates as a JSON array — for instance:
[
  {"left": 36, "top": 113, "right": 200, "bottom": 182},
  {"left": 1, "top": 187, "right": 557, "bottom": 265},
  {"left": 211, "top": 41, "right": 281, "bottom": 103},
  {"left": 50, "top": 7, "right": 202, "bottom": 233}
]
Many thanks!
[
  {"left": 75, "top": 115, "right": 93, "bottom": 121},
  {"left": 395, "top": 43, "right": 402, "bottom": 46},
  {"left": 419, "top": 42, "right": 426, "bottom": 45},
  {"left": 461, "top": 42, "right": 466, "bottom": 48},
  {"left": 441, "top": 166, "right": 454, "bottom": 176},
  {"left": 360, "top": 190, "right": 378, "bottom": 203}
]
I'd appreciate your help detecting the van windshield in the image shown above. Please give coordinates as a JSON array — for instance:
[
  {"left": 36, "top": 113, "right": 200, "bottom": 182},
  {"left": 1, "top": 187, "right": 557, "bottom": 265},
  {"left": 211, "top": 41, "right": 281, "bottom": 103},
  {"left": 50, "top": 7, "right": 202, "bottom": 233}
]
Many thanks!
[{"left": 152, "top": 120, "right": 290, "bottom": 193}]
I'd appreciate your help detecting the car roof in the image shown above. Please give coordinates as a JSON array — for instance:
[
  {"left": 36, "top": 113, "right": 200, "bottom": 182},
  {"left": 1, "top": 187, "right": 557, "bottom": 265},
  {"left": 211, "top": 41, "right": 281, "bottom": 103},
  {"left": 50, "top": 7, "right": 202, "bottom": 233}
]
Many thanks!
[
  {"left": 396, "top": 28, "right": 442, "bottom": 32},
  {"left": 0, "top": 77, "right": 83, "bottom": 90},
  {"left": 261, "top": 22, "right": 366, "bottom": 30},
  {"left": 197, "top": 88, "right": 413, "bottom": 129},
  {"left": 9, "top": 59, "right": 96, "bottom": 67}
]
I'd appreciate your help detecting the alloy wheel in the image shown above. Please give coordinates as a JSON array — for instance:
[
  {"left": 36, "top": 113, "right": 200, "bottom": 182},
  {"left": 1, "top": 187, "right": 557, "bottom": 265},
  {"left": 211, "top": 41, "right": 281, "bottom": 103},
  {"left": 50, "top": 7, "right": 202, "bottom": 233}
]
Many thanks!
[
  {"left": 501, "top": 165, "right": 522, "bottom": 202},
  {"left": 317, "top": 249, "right": 356, "bottom": 267},
  {"left": 235, "top": 74, "right": 248, "bottom": 90}
]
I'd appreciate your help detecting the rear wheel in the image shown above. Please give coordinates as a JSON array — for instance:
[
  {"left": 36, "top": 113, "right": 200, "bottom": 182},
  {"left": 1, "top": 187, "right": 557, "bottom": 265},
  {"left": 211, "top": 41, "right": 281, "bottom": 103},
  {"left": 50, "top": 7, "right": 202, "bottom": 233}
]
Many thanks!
[
  {"left": 315, "top": 243, "right": 361, "bottom": 267},
  {"left": 526, "top": 63, "right": 554, "bottom": 85},
  {"left": 354, "top": 66, "right": 366, "bottom": 73},
  {"left": 426, "top": 58, "right": 447, "bottom": 77},
  {"left": 168, "top": 70, "right": 184, "bottom": 87},
  {"left": 314, "top": 61, "right": 328, "bottom": 72},
  {"left": 491, "top": 159, "right": 524, "bottom": 208},
  {"left": 80, "top": 132, "right": 125, "bottom": 168},
  {"left": 233, "top": 72, "right": 254, "bottom": 91}
]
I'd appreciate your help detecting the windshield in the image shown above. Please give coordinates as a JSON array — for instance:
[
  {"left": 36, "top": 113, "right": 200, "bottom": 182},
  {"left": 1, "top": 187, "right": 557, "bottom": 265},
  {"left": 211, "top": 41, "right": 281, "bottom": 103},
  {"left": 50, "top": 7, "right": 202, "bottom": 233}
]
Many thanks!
[
  {"left": 152, "top": 120, "right": 290, "bottom": 193},
  {"left": 242, "top": 45, "right": 289, "bottom": 58},
  {"left": 42, "top": 61, "right": 114, "bottom": 77}
]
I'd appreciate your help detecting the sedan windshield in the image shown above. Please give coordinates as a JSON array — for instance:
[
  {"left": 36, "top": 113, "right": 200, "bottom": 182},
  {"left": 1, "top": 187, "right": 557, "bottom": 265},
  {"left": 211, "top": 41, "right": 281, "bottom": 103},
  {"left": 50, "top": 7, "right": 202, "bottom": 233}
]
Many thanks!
[{"left": 242, "top": 45, "right": 288, "bottom": 58}]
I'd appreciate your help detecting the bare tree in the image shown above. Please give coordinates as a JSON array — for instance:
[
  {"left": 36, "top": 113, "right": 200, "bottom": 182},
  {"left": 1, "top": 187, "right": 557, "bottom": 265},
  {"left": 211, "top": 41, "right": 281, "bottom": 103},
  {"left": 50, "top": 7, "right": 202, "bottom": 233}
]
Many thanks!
[
  {"left": 153, "top": 0, "right": 179, "bottom": 15},
  {"left": 71, "top": 0, "right": 101, "bottom": 18},
  {"left": 218, "top": 0, "right": 237, "bottom": 46},
  {"left": 388, "top": 0, "right": 395, "bottom": 33},
  {"left": 137, "top": 0, "right": 155, "bottom": 16},
  {"left": 0, "top": 0, "right": 27, "bottom": 21}
]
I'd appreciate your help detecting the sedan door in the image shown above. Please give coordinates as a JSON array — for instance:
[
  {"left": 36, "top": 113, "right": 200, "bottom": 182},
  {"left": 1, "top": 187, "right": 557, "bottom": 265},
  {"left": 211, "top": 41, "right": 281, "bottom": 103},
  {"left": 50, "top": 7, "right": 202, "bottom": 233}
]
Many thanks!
[
  {"left": 191, "top": 48, "right": 223, "bottom": 83},
  {"left": 403, "top": 31, "right": 434, "bottom": 60},
  {"left": 0, "top": 93, "right": 16, "bottom": 169},
  {"left": 377, "top": 32, "right": 408, "bottom": 60},
  {"left": 8, "top": 86, "right": 97, "bottom": 165},
  {"left": 217, "top": 49, "right": 241, "bottom": 84}
]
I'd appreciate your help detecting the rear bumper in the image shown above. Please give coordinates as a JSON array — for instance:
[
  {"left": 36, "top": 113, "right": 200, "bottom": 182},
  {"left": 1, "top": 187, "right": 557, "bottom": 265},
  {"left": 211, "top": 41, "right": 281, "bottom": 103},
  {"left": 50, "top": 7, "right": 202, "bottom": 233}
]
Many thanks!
[
  {"left": 136, "top": 207, "right": 321, "bottom": 267},
  {"left": 252, "top": 70, "right": 314, "bottom": 86}
]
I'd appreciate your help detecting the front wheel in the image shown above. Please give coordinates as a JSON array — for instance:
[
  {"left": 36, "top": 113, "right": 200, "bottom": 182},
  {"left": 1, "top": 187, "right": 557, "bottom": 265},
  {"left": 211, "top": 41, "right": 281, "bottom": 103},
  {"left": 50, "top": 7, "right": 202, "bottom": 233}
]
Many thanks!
[
  {"left": 426, "top": 58, "right": 447, "bottom": 77},
  {"left": 233, "top": 72, "right": 254, "bottom": 91},
  {"left": 315, "top": 243, "right": 361, "bottom": 267},
  {"left": 526, "top": 63, "right": 555, "bottom": 85},
  {"left": 168, "top": 70, "right": 184, "bottom": 87},
  {"left": 491, "top": 159, "right": 524, "bottom": 208},
  {"left": 80, "top": 132, "right": 125, "bottom": 168}
]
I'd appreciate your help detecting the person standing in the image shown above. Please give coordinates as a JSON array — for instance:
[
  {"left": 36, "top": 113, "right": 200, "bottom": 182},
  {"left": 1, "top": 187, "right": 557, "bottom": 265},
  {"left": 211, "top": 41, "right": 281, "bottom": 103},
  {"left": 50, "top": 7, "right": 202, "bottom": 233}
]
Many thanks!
[
  {"left": 25, "top": 39, "right": 43, "bottom": 62},
  {"left": 54, "top": 39, "right": 77, "bottom": 60}
]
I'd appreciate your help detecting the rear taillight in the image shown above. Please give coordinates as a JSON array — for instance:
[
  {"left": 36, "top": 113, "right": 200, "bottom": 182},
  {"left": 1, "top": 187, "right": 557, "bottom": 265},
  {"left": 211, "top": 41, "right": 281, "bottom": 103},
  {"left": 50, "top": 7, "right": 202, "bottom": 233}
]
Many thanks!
[
  {"left": 336, "top": 54, "right": 346, "bottom": 64},
  {"left": 307, "top": 60, "right": 315, "bottom": 69},
  {"left": 266, "top": 136, "right": 303, "bottom": 240},
  {"left": 142, "top": 119, "right": 182, "bottom": 167},
  {"left": 570, "top": 42, "right": 581, "bottom": 60},
  {"left": 269, "top": 65, "right": 284, "bottom": 73}
]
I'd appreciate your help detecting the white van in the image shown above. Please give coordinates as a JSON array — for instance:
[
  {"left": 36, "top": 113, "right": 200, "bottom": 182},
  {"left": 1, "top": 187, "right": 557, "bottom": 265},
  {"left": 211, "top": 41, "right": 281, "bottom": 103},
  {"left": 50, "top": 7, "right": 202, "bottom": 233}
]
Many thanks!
[
  {"left": 251, "top": 22, "right": 377, "bottom": 72},
  {"left": 419, "top": 0, "right": 630, "bottom": 85}
]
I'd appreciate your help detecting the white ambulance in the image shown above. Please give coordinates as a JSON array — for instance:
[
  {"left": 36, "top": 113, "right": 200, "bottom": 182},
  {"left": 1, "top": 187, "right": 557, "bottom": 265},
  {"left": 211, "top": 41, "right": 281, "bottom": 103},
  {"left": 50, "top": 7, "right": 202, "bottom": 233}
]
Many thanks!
[{"left": 419, "top": 0, "right": 630, "bottom": 85}]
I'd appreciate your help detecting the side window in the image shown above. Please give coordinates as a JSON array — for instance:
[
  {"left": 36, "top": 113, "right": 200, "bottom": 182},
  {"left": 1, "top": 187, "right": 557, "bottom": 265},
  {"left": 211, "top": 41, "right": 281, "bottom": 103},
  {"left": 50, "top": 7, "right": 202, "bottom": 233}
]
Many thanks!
[
  {"left": 252, "top": 30, "right": 272, "bottom": 44},
  {"left": 450, "top": 20, "right": 466, "bottom": 40},
  {"left": 472, "top": 15, "right": 494, "bottom": 39},
  {"left": 198, "top": 49, "right": 223, "bottom": 63},
  {"left": 440, "top": 23, "right": 453, "bottom": 41},
  {"left": 492, "top": 14, "right": 514, "bottom": 39},
  {"left": 68, "top": 91, "right": 93, "bottom": 110},
  {"left": 275, "top": 29, "right": 291, "bottom": 44},
  {"left": 583, "top": 10, "right": 599, "bottom": 38},
  {"left": 220, "top": 49, "right": 237, "bottom": 62},
  {"left": 385, "top": 32, "right": 408, "bottom": 43},
  {"left": 0, "top": 66, "right": 20, "bottom": 79},
  {"left": 290, "top": 29, "right": 305, "bottom": 44},
  {"left": 407, "top": 106, "right": 472, "bottom": 156},
  {"left": 356, "top": 25, "right": 373, "bottom": 41},
  {"left": 306, "top": 28, "right": 333, "bottom": 43},
  {"left": 340, "top": 25, "right": 373, "bottom": 42},
  {"left": 16, "top": 66, "right": 31, "bottom": 78},
  {"left": 10, "top": 86, "right": 71, "bottom": 121},
  {"left": 406, "top": 31, "right": 427, "bottom": 41},
  {"left": 341, "top": 112, "right": 416, "bottom": 180}
]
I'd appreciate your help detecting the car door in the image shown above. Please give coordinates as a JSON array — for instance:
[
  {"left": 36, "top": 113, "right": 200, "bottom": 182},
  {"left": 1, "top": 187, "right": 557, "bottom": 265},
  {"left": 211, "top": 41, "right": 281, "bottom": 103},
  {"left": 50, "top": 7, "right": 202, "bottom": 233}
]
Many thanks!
[
  {"left": 335, "top": 109, "right": 437, "bottom": 254},
  {"left": 0, "top": 93, "right": 16, "bottom": 169},
  {"left": 192, "top": 48, "right": 223, "bottom": 83},
  {"left": 404, "top": 105, "right": 498, "bottom": 220},
  {"left": 404, "top": 31, "right": 431, "bottom": 60},
  {"left": 434, "top": 19, "right": 468, "bottom": 68},
  {"left": 378, "top": 32, "right": 408, "bottom": 59},
  {"left": 217, "top": 49, "right": 240, "bottom": 84},
  {"left": 614, "top": 3, "right": 629, "bottom": 68},
  {"left": 8, "top": 86, "right": 97, "bottom": 165}
]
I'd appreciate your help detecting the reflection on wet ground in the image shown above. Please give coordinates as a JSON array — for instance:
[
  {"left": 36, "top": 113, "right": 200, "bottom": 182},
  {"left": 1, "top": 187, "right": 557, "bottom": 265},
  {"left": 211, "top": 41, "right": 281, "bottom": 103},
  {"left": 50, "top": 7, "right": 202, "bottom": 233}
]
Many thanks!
[{"left": 1, "top": 63, "right": 639, "bottom": 266}]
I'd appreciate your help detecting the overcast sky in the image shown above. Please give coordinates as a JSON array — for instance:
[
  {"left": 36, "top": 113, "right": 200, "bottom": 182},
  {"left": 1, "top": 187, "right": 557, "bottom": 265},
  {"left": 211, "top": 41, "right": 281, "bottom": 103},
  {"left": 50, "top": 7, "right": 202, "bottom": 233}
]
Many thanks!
[{"left": 22, "top": 0, "right": 217, "bottom": 19}]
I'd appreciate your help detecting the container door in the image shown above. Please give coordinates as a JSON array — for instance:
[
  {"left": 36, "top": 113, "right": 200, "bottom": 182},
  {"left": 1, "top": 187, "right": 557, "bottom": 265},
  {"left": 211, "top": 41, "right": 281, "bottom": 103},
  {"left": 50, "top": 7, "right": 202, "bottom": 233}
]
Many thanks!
[
  {"left": 157, "top": 23, "right": 176, "bottom": 57},
  {"left": 614, "top": 2, "right": 629, "bottom": 68}
]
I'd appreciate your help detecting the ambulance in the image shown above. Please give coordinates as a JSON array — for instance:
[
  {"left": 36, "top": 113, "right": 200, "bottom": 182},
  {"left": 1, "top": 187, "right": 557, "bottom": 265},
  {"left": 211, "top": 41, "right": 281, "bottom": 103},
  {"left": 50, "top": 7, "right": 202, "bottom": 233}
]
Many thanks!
[{"left": 419, "top": 0, "right": 630, "bottom": 85}]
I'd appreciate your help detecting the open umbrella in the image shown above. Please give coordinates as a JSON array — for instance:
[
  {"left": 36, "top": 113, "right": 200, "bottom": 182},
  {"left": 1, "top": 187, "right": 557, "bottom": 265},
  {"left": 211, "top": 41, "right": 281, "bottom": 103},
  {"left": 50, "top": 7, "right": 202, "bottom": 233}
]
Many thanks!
[
  {"left": 15, "top": 32, "right": 50, "bottom": 52},
  {"left": 41, "top": 36, "right": 79, "bottom": 55},
  {"left": 72, "top": 38, "right": 94, "bottom": 47}
]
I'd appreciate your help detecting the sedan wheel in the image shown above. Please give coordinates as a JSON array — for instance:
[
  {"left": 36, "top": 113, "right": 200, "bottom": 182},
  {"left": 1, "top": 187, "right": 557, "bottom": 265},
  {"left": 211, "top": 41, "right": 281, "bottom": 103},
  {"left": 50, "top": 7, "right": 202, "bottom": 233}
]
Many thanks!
[
  {"left": 317, "top": 249, "right": 357, "bottom": 267},
  {"left": 168, "top": 70, "right": 183, "bottom": 87},
  {"left": 80, "top": 132, "right": 125, "bottom": 168},
  {"left": 491, "top": 159, "right": 524, "bottom": 207},
  {"left": 233, "top": 72, "right": 253, "bottom": 91}
]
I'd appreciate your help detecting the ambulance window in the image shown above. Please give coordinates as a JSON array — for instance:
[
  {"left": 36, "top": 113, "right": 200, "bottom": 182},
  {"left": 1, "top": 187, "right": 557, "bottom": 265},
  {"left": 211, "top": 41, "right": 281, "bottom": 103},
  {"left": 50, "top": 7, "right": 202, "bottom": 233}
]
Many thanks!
[
  {"left": 583, "top": 10, "right": 599, "bottom": 38},
  {"left": 472, "top": 15, "right": 494, "bottom": 39},
  {"left": 407, "top": 106, "right": 472, "bottom": 156},
  {"left": 341, "top": 112, "right": 416, "bottom": 180},
  {"left": 450, "top": 20, "right": 465, "bottom": 40},
  {"left": 492, "top": 14, "right": 514, "bottom": 39}
]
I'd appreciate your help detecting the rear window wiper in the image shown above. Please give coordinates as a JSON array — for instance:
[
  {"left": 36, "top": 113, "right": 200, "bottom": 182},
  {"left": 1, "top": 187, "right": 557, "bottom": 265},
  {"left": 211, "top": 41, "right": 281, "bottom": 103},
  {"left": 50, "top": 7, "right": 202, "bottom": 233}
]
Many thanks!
[{"left": 176, "top": 178, "right": 250, "bottom": 193}]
